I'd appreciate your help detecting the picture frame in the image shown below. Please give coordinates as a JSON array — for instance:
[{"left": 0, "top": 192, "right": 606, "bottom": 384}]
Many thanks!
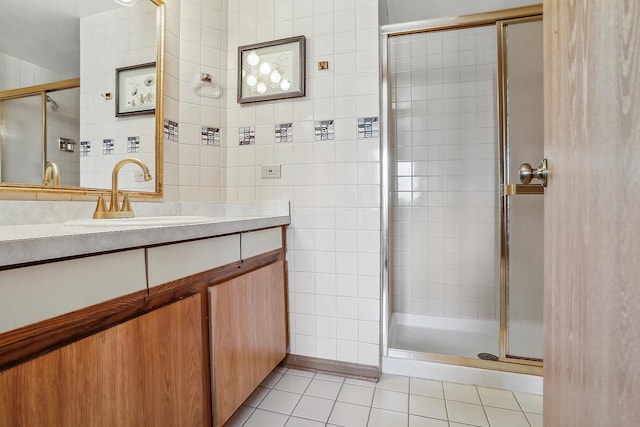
[
  {"left": 238, "top": 35, "right": 306, "bottom": 104},
  {"left": 115, "top": 62, "right": 157, "bottom": 117}
]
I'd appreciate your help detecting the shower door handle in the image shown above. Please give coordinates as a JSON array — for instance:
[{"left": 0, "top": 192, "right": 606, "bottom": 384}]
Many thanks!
[
  {"left": 503, "top": 184, "right": 544, "bottom": 196},
  {"left": 519, "top": 159, "right": 548, "bottom": 187}
]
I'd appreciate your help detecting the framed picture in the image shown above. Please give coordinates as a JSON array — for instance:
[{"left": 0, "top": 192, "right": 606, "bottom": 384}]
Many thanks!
[
  {"left": 115, "top": 62, "right": 157, "bottom": 117},
  {"left": 238, "top": 35, "right": 306, "bottom": 104}
]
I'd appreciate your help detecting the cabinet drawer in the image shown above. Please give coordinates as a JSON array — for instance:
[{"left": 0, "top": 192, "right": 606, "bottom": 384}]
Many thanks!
[
  {"left": 0, "top": 250, "right": 146, "bottom": 334},
  {"left": 241, "top": 228, "right": 282, "bottom": 260},
  {"left": 147, "top": 235, "right": 240, "bottom": 287}
]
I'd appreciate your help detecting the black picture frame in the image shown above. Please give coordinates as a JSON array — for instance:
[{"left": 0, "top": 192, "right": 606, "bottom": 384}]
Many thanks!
[{"left": 115, "top": 62, "right": 157, "bottom": 117}]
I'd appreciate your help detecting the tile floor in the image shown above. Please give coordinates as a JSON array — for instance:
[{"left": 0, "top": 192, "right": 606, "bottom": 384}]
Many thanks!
[{"left": 223, "top": 368, "right": 543, "bottom": 427}]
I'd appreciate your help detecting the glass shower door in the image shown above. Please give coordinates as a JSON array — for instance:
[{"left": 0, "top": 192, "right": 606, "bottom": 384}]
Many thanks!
[{"left": 500, "top": 18, "right": 544, "bottom": 361}]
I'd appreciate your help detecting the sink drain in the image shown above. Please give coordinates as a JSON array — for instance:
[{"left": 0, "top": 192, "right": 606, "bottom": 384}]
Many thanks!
[{"left": 477, "top": 352, "right": 499, "bottom": 361}]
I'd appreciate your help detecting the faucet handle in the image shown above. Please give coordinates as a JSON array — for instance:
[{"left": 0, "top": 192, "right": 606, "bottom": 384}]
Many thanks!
[
  {"left": 121, "top": 193, "right": 133, "bottom": 213},
  {"left": 92, "top": 194, "right": 108, "bottom": 219}
]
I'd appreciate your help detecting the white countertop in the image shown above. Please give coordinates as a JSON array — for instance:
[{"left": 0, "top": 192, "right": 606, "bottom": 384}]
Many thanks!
[{"left": 0, "top": 201, "right": 290, "bottom": 268}]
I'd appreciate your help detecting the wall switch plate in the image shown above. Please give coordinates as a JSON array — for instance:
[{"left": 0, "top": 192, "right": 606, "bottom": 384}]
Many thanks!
[{"left": 261, "top": 165, "right": 281, "bottom": 178}]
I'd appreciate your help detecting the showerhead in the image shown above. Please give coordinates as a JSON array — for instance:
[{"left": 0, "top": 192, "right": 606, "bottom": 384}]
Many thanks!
[{"left": 46, "top": 95, "right": 59, "bottom": 111}]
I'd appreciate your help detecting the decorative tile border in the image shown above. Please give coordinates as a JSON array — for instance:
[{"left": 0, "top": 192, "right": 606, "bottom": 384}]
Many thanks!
[
  {"left": 239, "top": 126, "right": 255, "bottom": 145},
  {"left": 102, "top": 139, "right": 114, "bottom": 155},
  {"left": 163, "top": 119, "right": 179, "bottom": 142},
  {"left": 314, "top": 120, "right": 334, "bottom": 141},
  {"left": 127, "top": 136, "right": 140, "bottom": 153},
  {"left": 201, "top": 126, "right": 221, "bottom": 146},
  {"left": 358, "top": 117, "right": 379, "bottom": 139},
  {"left": 275, "top": 123, "right": 293, "bottom": 143}
]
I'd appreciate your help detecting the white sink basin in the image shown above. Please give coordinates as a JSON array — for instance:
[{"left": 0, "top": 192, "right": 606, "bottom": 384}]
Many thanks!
[{"left": 64, "top": 215, "right": 215, "bottom": 228}]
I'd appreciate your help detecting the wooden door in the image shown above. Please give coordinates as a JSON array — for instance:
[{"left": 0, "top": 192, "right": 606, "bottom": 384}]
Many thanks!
[
  {"left": 0, "top": 294, "right": 207, "bottom": 427},
  {"left": 544, "top": 1, "right": 640, "bottom": 425}
]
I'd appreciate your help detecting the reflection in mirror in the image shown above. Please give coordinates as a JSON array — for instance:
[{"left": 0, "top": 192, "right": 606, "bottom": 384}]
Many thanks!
[
  {"left": 0, "top": 0, "right": 164, "bottom": 196},
  {"left": 0, "top": 95, "right": 43, "bottom": 185},
  {"left": 47, "top": 87, "right": 81, "bottom": 186}
]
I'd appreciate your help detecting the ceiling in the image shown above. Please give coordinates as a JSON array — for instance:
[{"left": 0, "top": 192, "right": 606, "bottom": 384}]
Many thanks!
[
  {"left": 0, "top": 0, "right": 119, "bottom": 76},
  {"left": 382, "top": 0, "right": 539, "bottom": 24}
]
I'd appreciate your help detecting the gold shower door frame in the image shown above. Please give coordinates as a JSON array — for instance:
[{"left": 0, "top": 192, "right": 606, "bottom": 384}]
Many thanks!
[{"left": 381, "top": 5, "right": 544, "bottom": 375}]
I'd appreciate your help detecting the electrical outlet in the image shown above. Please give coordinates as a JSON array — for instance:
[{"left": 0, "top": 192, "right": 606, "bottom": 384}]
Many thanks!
[{"left": 261, "top": 165, "right": 281, "bottom": 178}]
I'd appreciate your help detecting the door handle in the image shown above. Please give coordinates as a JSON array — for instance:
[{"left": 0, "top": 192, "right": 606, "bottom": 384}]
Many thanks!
[
  {"left": 519, "top": 159, "right": 548, "bottom": 187},
  {"left": 503, "top": 184, "right": 544, "bottom": 196}
]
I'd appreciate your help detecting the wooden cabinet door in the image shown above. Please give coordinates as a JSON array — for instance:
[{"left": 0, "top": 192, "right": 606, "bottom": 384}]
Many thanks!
[
  {"left": 0, "top": 294, "right": 207, "bottom": 427},
  {"left": 210, "top": 261, "right": 287, "bottom": 427}
]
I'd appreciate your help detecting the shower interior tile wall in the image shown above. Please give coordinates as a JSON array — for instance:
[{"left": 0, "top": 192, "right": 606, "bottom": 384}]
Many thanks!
[{"left": 389, "top": 26, "right": 499, "bottom": 321}]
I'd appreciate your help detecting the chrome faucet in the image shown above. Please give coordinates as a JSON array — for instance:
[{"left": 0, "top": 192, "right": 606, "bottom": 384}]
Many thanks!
[
  {"left": 93, "top": 158, "right": 152, "bottom": 219},
  {"left": 42, "top": 161, "right": 60, "bottom": 186}
]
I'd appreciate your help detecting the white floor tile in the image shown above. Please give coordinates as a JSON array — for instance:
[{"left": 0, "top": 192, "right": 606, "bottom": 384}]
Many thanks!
[
  {"left": 408, "top": 394, "right": 447, "bottom": 420},
  {"left": 291, "top": 395, "right": 335, "bottom": 423},
  {"left": 314, "top": 373, "right": 346, "bottom": 383},
  {"left": 477, "top": 387, "right": 520, "bottom": 410},
  {"left": 376, "top": 373, "right": 410, "bottom": 393},
  {"left": 409, "top": 378, "right": 444, "bottom": 399},
  {"left": 368, "top": 408, "right": 409, "bottom": 427},
  {"left": 446, "top": 401, "right": 489, "bottom": 427},
  {"left": 514, "top": 391, "right": 543, "bottom": 414},
  {"left": 344, "top": 377, "right": 377, "bottom": 388},
  {"left": 258, "top": 389, "right": 302, "bottom": 415},
  {"left": 526, "top": 412, "right": 544, "bottom": 427},
  {"left": 443, "top": 382, "right": 482, "bottom": 404},
  {"left": 242, "top": 408, "right": 288, "bottom": 427},
  {"left": 408, "top": 415, "right": 449, "bottom": 427},
  {"left": 485, "top": 406, "right": 531, "bottom": 427},
  {"left": 244, "top": 386, "right": 270, "bottom": 408},
  {"left": 274, "top": 373, "right": 313, "bottom": 394},
  {"left": 337, "top": 383, "right": 375, "bottom": 406},
  {"left": 372, "top": 388, "right": 409, "bottom": 413},
  {"left": 236, "top": 368, "right": 543, "bottom": 427},
  {"left": 305, "top": 378, "right": 343, "bottom": 400},
  {"left": 222, "top": 405, "right": 254, "bottom": 427},
  {"left": 261, "top": 371, "right": 285, "bottom": 388},
  {"left": 286, "top": 368, "right": 316, "bottom": 378},
  {"left": 328, "top": 401, "right": 371, "bottom": 427},
  {"left": 285, "top": 417, "right": 325, "bottom": 427}
]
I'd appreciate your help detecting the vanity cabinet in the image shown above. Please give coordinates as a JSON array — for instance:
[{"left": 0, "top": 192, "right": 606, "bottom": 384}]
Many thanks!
[
  {"left": 210, "top": 260, "right": 287, "bottom": 427},
  {"left": 0, "top": 293, "right": 207, "bottom": 427},
  {"left": 0, "top": 225, "right": 288, "bottom": 427}
]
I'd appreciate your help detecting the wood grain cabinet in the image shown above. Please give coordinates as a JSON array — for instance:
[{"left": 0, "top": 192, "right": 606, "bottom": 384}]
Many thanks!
[
  {"left": 0, "top": 294, "right": 207, "bottom": 427},
  {"left": 0, "top": 226, "right": 288, "bottom": 427},
  {"left": 210, "top": 260, "right": 287, "bottom": 427}
]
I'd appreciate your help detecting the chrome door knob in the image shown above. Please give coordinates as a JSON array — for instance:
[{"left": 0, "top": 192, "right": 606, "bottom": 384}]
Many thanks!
[{"left": 519, "top": 159, "right": 548, "bottom": 187}]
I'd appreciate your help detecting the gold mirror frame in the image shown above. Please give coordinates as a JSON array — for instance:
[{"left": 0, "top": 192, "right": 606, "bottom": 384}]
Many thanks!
[{"left": 0, "top": 0, "right": 165, "bottom": 199}]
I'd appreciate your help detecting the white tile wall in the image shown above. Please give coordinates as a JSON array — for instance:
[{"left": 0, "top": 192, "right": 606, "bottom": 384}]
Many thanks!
[
  {"left": 79, "top": 3, "right": 157, "bottom": 191},
  {"left": 220, "top": 0, "right": 381, "bottom": 366},
  {"left": 389, "top": 26, "right": 499, "bottom": 322},
  {"left": 0, "top": 52, "right": 70, "bottom": 92}
]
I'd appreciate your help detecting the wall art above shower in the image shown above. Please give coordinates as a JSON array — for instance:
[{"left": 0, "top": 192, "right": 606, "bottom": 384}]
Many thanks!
[{"left": 237, "top": 36, "right": 306, "bottom": 104}]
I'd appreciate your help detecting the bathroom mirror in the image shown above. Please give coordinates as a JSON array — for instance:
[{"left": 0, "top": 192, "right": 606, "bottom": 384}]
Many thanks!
[{"left": 0, "top": 0, "right": 164, "bottom": 197}]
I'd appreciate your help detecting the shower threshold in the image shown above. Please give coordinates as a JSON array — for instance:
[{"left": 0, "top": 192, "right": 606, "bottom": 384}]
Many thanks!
[{"left": 389, "top": 313, "right": 499, "bottom": 360}]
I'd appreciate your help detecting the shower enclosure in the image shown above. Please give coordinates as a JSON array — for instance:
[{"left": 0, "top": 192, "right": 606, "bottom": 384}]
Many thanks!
[{"left": 381, "top": 6, "right": 544, "bottom": 373}]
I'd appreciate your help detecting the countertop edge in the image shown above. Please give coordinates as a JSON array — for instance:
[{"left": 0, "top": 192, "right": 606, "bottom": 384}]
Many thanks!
[{"left": 0, "top": 216, "right": 290, "bottom": 269}]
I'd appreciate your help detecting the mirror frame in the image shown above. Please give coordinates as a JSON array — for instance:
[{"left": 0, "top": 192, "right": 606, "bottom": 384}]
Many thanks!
[{"left": 0, "top": 0, "right": 165, "bottom": 199}]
